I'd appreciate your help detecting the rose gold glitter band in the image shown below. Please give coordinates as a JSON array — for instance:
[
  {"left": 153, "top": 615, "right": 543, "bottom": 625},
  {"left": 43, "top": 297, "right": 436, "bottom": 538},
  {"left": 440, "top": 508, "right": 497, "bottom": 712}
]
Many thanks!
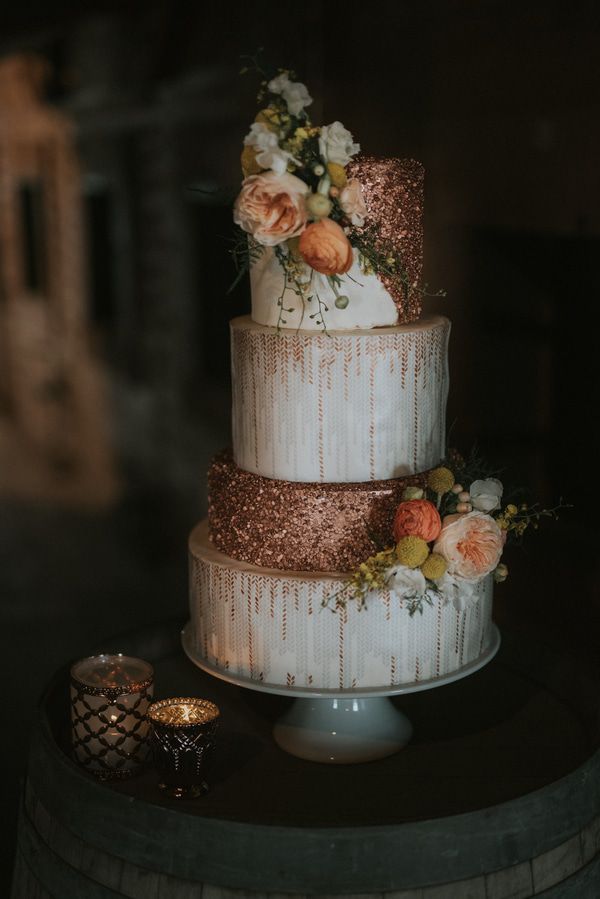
[
  {"left": 346, "top": 156, "right": 424, "bottom": 323},
  {"left": 208, "top": 450, "right": 439, "bottom": 573}
]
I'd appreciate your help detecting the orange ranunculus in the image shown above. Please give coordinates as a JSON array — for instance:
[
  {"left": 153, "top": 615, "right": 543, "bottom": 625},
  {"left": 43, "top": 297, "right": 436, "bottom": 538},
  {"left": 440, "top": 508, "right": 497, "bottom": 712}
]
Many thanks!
[
  {"left": 298, "top": 218, "right": 353, "bottom": 275},
  {"left": 434, "top": 511, "right": 504, "bottom": 579},
  {"left": 393, "top": 499, "right": 442, "bottom": 544},
  {"left": 233, "top": 171, "right": 309, "bottom": 247}
]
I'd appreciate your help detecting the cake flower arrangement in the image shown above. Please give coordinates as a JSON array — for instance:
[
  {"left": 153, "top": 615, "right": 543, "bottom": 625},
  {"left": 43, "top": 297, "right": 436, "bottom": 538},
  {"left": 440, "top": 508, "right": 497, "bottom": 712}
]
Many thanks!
[
  {"left": 327, "top": 458, "right": 566, "bottom": 615},
  {"left": 231, "top": 60, "right": 438, "bottom": 329}
]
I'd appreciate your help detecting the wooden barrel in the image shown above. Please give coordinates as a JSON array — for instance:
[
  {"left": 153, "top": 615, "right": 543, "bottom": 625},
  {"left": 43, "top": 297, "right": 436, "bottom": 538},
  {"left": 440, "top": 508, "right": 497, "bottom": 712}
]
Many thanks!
[{"left": 11, "top": 621, "right": 600, "bottom": 898}]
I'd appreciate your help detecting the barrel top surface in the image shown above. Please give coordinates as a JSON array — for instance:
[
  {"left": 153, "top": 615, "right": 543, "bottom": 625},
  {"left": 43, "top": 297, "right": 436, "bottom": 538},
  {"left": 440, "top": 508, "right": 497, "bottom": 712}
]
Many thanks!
[{"left": 27, "top": 620, "right": 600, "bottom": 892}]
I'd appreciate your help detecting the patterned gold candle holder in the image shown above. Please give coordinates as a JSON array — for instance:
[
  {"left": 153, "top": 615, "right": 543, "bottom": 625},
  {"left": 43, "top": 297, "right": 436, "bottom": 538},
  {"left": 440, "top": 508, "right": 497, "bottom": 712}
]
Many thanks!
[
  {"left": 70, "top": 654, "right": 154, "bottom": 779},
  {"left": 148, "top": 697, "right": 220, "bottom": 799}
]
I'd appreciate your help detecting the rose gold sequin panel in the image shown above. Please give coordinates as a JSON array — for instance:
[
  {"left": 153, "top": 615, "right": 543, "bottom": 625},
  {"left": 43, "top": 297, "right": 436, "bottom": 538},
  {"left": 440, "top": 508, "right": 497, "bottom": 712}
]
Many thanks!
[
  {"left": 346, "top": 156, "right": 424, "bottom": 322},
  {"left": 208, "top": 449, "right": 436, "bottom": 573}
]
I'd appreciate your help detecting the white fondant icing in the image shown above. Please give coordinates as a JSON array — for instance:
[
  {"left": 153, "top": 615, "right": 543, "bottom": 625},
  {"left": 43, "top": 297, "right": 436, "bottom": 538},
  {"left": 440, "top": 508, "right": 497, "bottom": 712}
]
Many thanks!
[
  {"left": 188, "top": 522, "right": 494, "bottom": 691},
  {"left": 231, "top": 315, "right": 450, "bottom": 483},
  {"left": 250, "top": 247, "right": 399, "bottom": 330}
]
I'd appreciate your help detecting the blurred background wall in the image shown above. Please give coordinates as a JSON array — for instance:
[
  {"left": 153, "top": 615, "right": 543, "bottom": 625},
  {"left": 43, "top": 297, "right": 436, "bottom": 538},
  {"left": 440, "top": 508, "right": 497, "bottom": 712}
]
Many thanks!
[{"left": 1, "top": 0, "right": 599, "bottom": 890}]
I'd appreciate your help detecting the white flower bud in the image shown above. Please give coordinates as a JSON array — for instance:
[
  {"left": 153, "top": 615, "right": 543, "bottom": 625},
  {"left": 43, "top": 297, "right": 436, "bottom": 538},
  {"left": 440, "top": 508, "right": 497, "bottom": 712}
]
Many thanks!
[
  {"left": 494, "top": 563, "right": 509, "bottom": 583},
  {"left": 306, "top": 193, "right": 332, "bottom": 219},
  {"left": 402, "top": 486, "right": 424, "bottom": 501}
]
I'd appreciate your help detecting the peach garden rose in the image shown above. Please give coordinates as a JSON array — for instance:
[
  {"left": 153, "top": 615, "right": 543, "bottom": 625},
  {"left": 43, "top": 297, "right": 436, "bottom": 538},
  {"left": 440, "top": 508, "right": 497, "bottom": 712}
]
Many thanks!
[
  {"left": 298, "top": 217, "right": 353, "bottom": 275},
  {"left": 393, "top": 499, "right": 442, "bottom": 543},
  {"left": 434, "top": 511, "right": 504, "bottom": 580},
  {"left": 233, "top": 171, "right": 309, "bottom": 246}
]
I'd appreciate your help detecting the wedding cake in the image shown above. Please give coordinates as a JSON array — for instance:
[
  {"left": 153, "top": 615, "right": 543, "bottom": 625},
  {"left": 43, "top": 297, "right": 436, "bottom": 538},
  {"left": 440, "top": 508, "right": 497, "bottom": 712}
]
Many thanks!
[{"left": 185, "top": 66, "right": 536, "bottom": 691}]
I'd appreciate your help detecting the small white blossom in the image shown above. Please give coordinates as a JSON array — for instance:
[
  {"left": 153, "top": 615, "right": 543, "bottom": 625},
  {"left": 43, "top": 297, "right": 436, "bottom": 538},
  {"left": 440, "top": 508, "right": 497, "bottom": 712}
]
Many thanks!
[
  {"left": 437, "top": 572, "right": 481, "bottom": 611},
  {"left": 319, "top": 121, "right": 360, "bottom": 166},
  {"left": 243, "top": 122, "right": 299, "bottom": 175},
  {"left": 268, "top": 73, "right": 313, "bottom": 117},
  {"left": 388, "top": 564, "right": 427, "bottom": 601}
]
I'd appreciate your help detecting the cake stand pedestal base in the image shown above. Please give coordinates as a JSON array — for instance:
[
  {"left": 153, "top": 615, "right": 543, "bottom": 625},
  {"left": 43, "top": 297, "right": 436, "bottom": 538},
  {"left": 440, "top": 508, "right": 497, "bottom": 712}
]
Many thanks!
[
  {"left": 273, "top": 696, "right": 413, "bottom": 763},
  {"left": 181, "top": 623, "right": 501, "bottom": 765}
]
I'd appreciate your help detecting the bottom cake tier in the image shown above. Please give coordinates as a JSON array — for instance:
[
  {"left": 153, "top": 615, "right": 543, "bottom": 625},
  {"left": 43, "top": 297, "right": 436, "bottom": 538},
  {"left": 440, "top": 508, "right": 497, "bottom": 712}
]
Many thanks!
[{"left": 188, "top": 522, "right": 495, "bottom": 690}]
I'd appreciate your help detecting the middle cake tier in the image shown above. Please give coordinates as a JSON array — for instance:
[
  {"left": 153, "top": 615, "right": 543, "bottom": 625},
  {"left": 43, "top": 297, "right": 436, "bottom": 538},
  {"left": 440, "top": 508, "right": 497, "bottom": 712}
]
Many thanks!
[
  {"left": 208, "top": 450, "right": 443, "bottom": 572},
  {"left": 231, "top": 314, "right": 450, "bottom": 483}
]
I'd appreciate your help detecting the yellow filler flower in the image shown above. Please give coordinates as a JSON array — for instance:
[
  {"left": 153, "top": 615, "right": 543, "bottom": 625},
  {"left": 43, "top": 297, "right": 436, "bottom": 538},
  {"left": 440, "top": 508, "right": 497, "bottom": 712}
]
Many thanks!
[
  {"left": 327, "top": 162, "right": 347, "bottom": 188},
  {"left": 241, "top": 146, "right": 262, "bottom": 177}
]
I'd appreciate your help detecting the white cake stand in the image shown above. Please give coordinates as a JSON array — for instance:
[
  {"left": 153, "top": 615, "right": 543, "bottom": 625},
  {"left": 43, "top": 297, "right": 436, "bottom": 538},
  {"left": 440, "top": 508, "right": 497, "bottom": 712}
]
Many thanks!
[{"left": 181, "top": 623, "right": 501, "bottom": 764}]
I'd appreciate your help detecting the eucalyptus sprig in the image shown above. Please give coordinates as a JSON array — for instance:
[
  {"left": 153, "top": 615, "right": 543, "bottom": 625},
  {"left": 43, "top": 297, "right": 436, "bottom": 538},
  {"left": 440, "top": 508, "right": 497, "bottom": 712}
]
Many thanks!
[
  {"left": 227, "top": 232, "right": 263, "bottom": 295},
  {"left": 349, "top": 225, "right": 446, "bottom": 308},
  {"left": 406, "top": 591, "right": 436, "bottom": 617},
  {"left": 239, "top": 49, "right": 277, "bottom": 84},
  {"left": 452, "top": 446, "right": 503, "bottom": 490}
]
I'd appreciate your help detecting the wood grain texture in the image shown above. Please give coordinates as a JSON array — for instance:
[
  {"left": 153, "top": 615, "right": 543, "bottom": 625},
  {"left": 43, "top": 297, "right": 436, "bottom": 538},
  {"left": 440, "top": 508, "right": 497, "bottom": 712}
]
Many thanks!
[{"left": 10, "top": 626, "right": 600, "bottom": 898}]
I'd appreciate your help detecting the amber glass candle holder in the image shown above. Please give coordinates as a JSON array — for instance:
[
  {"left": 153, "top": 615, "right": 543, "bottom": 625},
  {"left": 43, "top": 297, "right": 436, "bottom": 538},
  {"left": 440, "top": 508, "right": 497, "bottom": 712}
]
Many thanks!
[
  {"left": 70, "top": 654, "right": 154, "bottom": 779},
  {"left": 148, "top": 697, "right": 220, "bottom": 799}
]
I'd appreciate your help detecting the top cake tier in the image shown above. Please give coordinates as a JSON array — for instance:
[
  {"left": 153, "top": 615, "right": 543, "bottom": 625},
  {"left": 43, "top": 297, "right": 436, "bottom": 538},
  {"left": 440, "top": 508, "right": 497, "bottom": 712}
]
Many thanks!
[{"left": 250, "top": 158, "right": 424, "bottom": 331}]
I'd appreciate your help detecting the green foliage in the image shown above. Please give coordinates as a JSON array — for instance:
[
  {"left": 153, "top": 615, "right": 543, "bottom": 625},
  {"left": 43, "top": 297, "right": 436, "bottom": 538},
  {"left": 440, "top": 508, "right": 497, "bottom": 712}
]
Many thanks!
[{"left": 227, "top": 233, "right": 263, "bottom": 295}]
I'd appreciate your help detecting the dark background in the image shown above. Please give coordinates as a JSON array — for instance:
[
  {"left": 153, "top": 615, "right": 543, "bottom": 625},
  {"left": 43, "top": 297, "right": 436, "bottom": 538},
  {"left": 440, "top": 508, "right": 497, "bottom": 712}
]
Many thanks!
[{"left": 1, "top": 0, "right": 599, "bottom": 891}]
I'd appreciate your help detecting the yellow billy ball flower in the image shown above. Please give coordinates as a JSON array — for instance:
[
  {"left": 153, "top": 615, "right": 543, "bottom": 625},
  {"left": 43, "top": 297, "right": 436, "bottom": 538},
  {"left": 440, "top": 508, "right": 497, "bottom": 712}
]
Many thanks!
[
  {"left": 254, "top": 108, "right": 280, "bottom": 131},
  {"left": 420, "top": 553, "right": 447, "bottom": 580},
  {"left": 241, "top": 145, "right": 262, "bottom": 177},
  {"left": 427, "top": 466, "right": 455, "bottom": 495},
  {"left": 396, "top": 536, "right": 429, "bottom": 569},
  {"left": 327, "top": 162, "right": 347, "bottom": 188},
  {"left": 506, "top": 504, "right": 518, "bottom": 516}
]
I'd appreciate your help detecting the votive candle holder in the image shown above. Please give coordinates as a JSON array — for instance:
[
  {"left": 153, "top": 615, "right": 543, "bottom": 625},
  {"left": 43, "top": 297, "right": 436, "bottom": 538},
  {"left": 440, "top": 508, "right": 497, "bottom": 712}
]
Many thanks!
[
  {"left": 70, "top": 653, "right": 154, "bottom": 779},
  {"left": 148, "top": 697, "right": 220, "bottom": 799}
]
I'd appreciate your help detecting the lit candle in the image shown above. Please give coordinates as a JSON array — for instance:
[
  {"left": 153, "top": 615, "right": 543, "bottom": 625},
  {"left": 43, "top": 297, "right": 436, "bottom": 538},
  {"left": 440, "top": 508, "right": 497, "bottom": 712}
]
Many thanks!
[
  {"left": 70, "top": 653, "right": 154, "bottom": 779},
  {"left": 148, "top": 697, "right": 220, "bottom": 798}
]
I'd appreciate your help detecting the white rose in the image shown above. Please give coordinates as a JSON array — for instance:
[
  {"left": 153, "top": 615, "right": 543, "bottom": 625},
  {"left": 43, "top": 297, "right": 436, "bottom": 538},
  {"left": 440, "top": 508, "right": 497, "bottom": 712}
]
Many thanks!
[
  {"left": 318, "top": 121, "right": 360, "bottom": 166},
  {"left": 469, "top": 478, "right": 503, "bottom": 513},
  {"left": 339, "top": 179, "right": 368, "bottom": 226},
  {"left": 387, "top": 564, "right": 427, "bottom": 600},
  {"left": 268, "top": 73, "right": 313, "bottom": 117},
  {"left": 243, "top": 122, "right": 299, "bottom": 175},
  {"left": 437, "top": 572, "right": 481, "bottom": 612}
]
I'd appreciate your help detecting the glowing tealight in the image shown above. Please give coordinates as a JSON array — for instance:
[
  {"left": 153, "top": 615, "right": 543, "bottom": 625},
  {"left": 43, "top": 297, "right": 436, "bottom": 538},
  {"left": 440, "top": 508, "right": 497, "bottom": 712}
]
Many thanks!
[{"left": 148, "top": 698, "right": 220, "bottom": 727}]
